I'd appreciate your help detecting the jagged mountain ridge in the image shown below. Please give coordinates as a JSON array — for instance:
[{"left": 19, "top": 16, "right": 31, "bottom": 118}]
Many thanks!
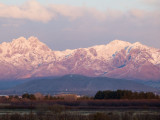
[{"left": 0, "top": 36, "right": 160, "bottom": 81}]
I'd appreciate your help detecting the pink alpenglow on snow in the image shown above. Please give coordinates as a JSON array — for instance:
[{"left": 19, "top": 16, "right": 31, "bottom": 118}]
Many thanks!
[{"left": 0, "top": 36, "right": 160, "bottom": 81}]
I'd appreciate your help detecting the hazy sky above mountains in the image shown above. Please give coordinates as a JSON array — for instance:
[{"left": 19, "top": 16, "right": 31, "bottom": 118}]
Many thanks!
[{"left": 0, "top": 0, "right": 159, "bottom": 50}]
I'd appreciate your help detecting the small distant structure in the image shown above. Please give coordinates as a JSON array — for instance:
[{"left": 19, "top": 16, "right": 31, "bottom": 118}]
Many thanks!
[
  {"left": 18, "top": 96, "right": 22, "bottom": 99},
  {"left": 54, "top": 94, "right": 79, "bottom": 101},
  {"left": 34, "top": 93, "right": 44, "bottom": 100},
  {"left": 0, "top": 95, "right": 9, "bottom": 99}
]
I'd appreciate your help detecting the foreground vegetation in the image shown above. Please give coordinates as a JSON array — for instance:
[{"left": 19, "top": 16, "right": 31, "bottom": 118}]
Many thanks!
[
  {"left": 0, "top": 90, "right": 159, "bottom": 120},
  {"left": 0, "top": 90, "right": 159, "bottom": 110},
  {"left": 0, "top": 110, "right": 159, "bottom": 120}
]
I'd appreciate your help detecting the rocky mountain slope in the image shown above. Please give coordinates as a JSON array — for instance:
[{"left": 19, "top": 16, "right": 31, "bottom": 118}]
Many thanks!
[{"left": 0, "top": 36, "right": 160, "bottom": 81}]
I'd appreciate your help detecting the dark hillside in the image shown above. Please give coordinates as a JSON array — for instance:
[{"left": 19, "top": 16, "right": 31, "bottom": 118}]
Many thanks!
[{"left": 1, "top": 75, "right": 159, "bottom": 95}]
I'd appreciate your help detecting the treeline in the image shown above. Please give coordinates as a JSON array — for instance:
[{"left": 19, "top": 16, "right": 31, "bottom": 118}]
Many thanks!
[
  {"left": 94, "top": 90, "right": 159, "bottom": 99},
  {"left": 22, "top": 93, "right": 36, "bottom": 100}
]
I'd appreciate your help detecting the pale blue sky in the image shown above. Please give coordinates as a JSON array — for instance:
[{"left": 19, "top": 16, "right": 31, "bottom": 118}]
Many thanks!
[
  {"left": 0, "top": 0, "right": 155, "bottom": 11},
  {"left": 0, "top": 0, "right": 159, "bottom": 50}
]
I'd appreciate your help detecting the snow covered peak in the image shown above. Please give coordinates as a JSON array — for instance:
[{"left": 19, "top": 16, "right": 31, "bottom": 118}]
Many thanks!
[
  {"left": 134, "top": 42, "right": 141, "bottom": 45},
  {"left": 89, "top": 40, "right": 132, "bottom": 60},
  {"left": 11, "top": 37, "right": 28, "bottom": 47},
  {"left": 0, "top": 36, "right": 160, "bottom": 81},
  {"left": 109, "top": 40, "right": 131, "bottom": 46},
  {"left": 12, "top": 37, "right": 26, "bottom": 43},
  {"left": 0, "top": 36, "right": 52, "bottom": 60},
  {"left": 10, "top": 36, "right": 50, "bottom": 51},
  {"left": 28, "top": 36, "right": 40, "bottom": 43},
  {"left": 131, "top": 41, "right": 149, "bottom": 50},
  {"left": 107, "top": 40, "right": 131, "bottom": 51},
  {"left": 11, "top": 36, "right": 43, "bottom": 46},
  {"left": 132, "top": 42, "right": 143, "bottom": 47}
]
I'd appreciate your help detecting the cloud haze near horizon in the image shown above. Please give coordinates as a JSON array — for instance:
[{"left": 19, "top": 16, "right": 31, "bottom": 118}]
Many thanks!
[{"left": 0, "top": 0, "right": 159, "bottom": 50}]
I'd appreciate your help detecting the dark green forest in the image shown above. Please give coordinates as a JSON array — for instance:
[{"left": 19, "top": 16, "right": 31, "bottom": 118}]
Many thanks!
[{"left": 94, "top": 90, "right": 159, "bottom": 99}]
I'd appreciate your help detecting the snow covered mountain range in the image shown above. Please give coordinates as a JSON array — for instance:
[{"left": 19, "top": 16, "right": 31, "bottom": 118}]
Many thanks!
[{"left": 0, "top": 36, "right": 160, "bottom": 81}]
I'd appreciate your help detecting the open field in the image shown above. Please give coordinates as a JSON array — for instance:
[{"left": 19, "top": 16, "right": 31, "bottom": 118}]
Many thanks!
[
  {"left": 0, "top": 108, "right": 159, "bottom": 115},
  {"left": 0, "top": 99, "right": 160, "bottom": 109},
  {"left": 0, "top": 99, "right": 160, "bottom": 120},
  {"left": 0, "top": 108, "right": 159, "bottom": 120},
  {"left": 0, "top": 92, "right": 160, "bottom": 120}
]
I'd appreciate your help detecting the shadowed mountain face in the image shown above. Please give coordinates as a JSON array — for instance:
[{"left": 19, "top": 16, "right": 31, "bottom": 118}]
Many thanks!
[
  {"left": 0, "top": 36, "right": 160, "bottom": 81},
  {"left": 2, "top": 75, "right": 158, "bottom": 95}
]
